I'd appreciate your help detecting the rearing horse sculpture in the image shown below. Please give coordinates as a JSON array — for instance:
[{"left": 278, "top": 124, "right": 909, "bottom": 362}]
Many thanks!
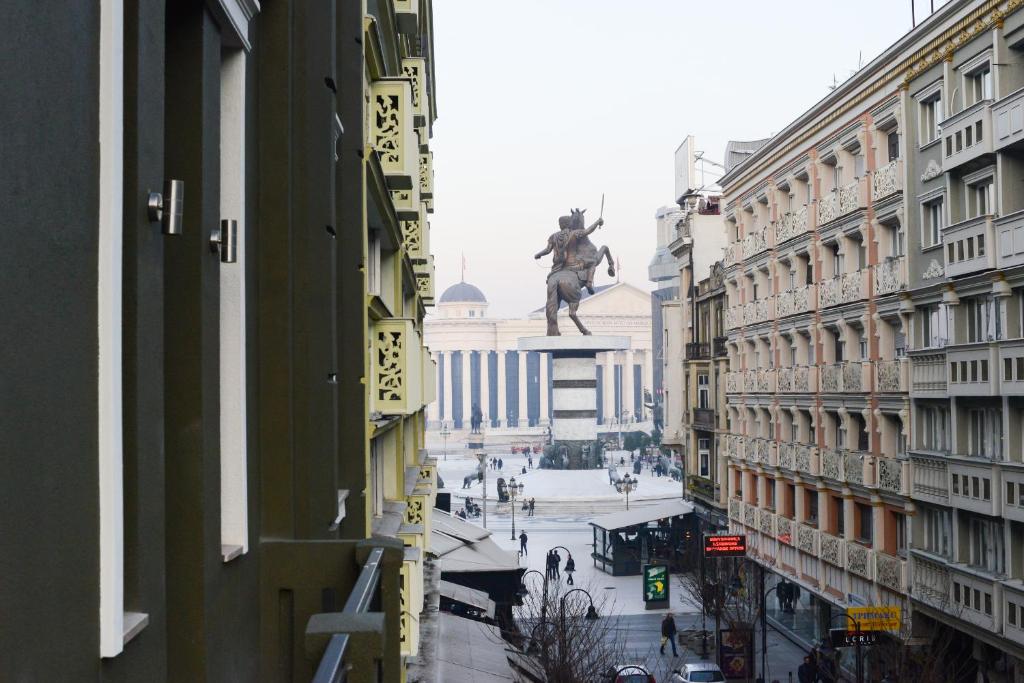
[{"left": 534, "top": 208, "right": 615, "bottom": 336}]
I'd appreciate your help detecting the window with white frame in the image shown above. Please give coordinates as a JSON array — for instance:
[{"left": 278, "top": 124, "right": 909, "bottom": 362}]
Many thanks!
[
  {"left": 969, "top": 516, "right": 1005, "bottom": 574},
  {"left": 698, "top": 438, "right": 710, "bottom": 477},
  {"left": 698, "top": 373, "right": 709, "bottom": 409},
  {"left": 964, "top": 61, "right": 993, "bottom": 105},
  {"left": 922, "top": 196, "right": 944, "bottom": 249},
  {"left": 922, "top": 507, "right": 951, "bottom": 558},
  {"left": 966, "top": 176, "right": 995, "bottom": 219},
  {"left": 920, "top": 404, "right": 950, "bottom": 452},
  {"left": 920, "top": 303, "right": 949, "bottom": 348},
  {"left": 918, "top": 89, "right": 944, "bottom": 145}
]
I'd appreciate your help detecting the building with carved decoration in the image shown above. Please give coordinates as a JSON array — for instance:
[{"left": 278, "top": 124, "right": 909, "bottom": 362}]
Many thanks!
[
  {"left": 1, "top": 1, "right": 438, "bottom": 681},
  {"left": 717, "top": 1, "right": 1024, "bottom": 678}
]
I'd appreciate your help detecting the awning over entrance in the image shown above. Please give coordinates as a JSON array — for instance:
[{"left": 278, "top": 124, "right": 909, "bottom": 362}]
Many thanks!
[
  {"left": 439, "top": 580, "right": 496, "bottom": 620},
  {"left": 588, "top": 499, "right": 694, "bottom": 532}
]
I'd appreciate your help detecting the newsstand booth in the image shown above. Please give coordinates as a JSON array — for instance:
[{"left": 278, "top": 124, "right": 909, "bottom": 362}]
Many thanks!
[{"left": 589, "top": 500, "right": 694, "bottom": 576}]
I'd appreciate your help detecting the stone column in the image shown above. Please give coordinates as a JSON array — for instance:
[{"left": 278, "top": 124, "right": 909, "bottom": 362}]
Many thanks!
[
  {"left": 442, "top": 350, "right": 453, "bottom": 426},
  {"left": 462, "top": 351, "right": 473, "bottom": 430},
  {"left": 479, "top": 350, "right": 490, "bottom": 428},
  {"left": 518, "top": 350, "right": 528, "bottom": 427},
  {"left": 641, "top": 350, "right": 652, "bottom": 420},
  {"left": 426, "top": 353, "right": 440, "bottom": 426},
  {"left": 624, "top": 349, "right": 635, "bottom": 423},
  {"left": 538, "top": 352, "right": 549, "bottom": 425},
  {"left": 602, "top": 352, "right": 615, "bottom": 425},
  {"left": 496, "top": 350, "right": 507, "bottom": 427}
]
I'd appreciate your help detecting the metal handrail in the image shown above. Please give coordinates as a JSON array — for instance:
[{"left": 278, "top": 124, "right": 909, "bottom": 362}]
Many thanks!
[{"left": 312, "top": 547, "right": 386, "bottom": 683}]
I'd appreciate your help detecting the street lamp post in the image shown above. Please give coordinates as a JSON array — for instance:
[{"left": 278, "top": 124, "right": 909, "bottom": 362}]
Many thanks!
[
  {"left": 828, "top": 613, "right": 864, "bottom": 683},
  {"left": 615, "top": 472, "right": 638, "bottom": 510},
  {"left": 475, "top": 451, "right": 488, "bottom": 529},
  {"left": 508, "top": 475, "right": 525, "bottom": 541},
  {"left": 440, "top": 422, "right": 451, "bottom": 461}
]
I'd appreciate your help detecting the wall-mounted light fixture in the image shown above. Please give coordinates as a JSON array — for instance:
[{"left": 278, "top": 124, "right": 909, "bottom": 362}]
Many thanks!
[
  {"left": 210, "top": 219, "right": 238, "bottom": 263},
  {"left": 147, "top": 179, "right": 184, "bottom": 235}
]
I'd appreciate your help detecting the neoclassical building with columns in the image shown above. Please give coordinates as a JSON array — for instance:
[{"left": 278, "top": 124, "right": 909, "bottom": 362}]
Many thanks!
[{"left": 424, "top": 280, "right": 654, "bottom": 432}]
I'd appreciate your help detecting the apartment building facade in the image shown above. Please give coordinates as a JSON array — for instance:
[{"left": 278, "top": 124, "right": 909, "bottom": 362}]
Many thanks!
[
  {"left": 719, "top": 1, "right": 1024, "bottom": 678},
  {"left": 1, "top": 1, "right": 437, "bottom": 681}
]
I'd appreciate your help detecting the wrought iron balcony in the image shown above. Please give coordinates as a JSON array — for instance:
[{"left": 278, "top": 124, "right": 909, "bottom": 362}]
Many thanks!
[
  {"left": 713, "top": 336, "right": 728, "bottom": 357},
  {"left": 686, "top": 342, "right": 710, "bottom": 360},
  {"left": 692, "top": 407, "right": 715, "bottom": 430}
]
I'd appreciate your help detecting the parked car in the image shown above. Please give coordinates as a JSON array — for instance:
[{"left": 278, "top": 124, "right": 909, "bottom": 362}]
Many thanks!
[
  {"left": 607, "top": 663, "right": 655, "bottom": 683},
  {"left": 668, "top": 661, "right": 726, "bottom": 682}
]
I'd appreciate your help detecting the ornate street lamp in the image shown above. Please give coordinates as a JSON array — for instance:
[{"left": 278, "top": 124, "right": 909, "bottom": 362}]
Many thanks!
[
  {"left": 509, "top": 475, "right": 526, "bottom": 541},
  {"left": 615, "top": 472, "right": 639, "bottom": 510},
  {"left": 440, "top": 422, "right": 451, "bottom": 461}
]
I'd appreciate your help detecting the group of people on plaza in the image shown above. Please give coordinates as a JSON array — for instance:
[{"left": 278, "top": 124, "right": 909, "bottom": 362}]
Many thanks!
[
  {"left": 544, "top": 549, "right": 575, "bottom": 584},
  {"left": 520, "top": 497, "right": 536, "bottom": 516}
]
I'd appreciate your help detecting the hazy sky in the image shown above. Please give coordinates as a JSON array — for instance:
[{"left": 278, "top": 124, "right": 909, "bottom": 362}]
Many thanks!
[{"left": 429, "top": 0, "right": 944, "bottom": 317}]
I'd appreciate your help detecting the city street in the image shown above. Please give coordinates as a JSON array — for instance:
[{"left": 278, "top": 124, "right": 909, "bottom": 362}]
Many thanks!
[{"left": 439, "top": 449, "right": 810, "bottom": 681}]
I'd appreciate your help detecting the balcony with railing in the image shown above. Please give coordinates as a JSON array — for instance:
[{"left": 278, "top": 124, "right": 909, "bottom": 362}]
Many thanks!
[
  {"left": 820, "top": 532, "right": 845, "bottom": 567},
  {"left": 795, "top": 444, "right": 819, "bottom": 477},
  {"left": 846, "top": 541, "right": 874, "bottom": 580},
  {"left": 713, "top": 336, "right": 728, "bottom": 358},
  {"left": 741, "top": 228, "right": 770, "bottom": 260},
  {"left": 910, "top": 349, "right": 948, "bottom": 395},
  {"left": 874, "top": 256, "right": 906, "bottom": 296},
  {"left": 686, "top": 342, "right": 710, "bottom": 360},
  {"left": 995, "top": 208, "right": 1024, "bottom": 271},
  {"left": 874, "top": 358, "right": 908, "bottom": 393},
  {"left": 819, "top": 269, "right": 869, "bottom": 308},
  {"left": 821, "top": 448, "right": 844, "bottom": 482},
  {"left": 818, "top": 178, "right": 867, "bottom": 226},
  {"left": 947, "top": 565, "right": 1000, "bottom": 632},
  {"left": 843, "top": 451, "right": 877, "bottom": 487},
  {"left": 743, "top": 369, "right": 757, "bottom": 393},
  {"left": 994, "top": 87, "right": 1024, "bottom": 151},
  {"left": 947, "top": 342, "right": 999, "bottom": 396},
  {"left": 871, "top": 158, "right": 903, "bottom": 202},
  {"left": 796, "top": 523, "right": 819, "bottom": 556},
  {"left": 875, "top": 552, "right": 908, "bottom": 592},
  {"left": 821, "top": 361, "right": 869, "bottom": 393},
  {"left": 878, "top": 457, "right": 908, "bottom": 495},
  {"left": 692, "top": 407, "right": 715, "bottom": 430},
  {"left": 775, "top": 205, "right": 810, "bottom": 244},
  {"left": 726, "top": 371, "right": 743, "bottom": 394},
  {"left": 940, "top": 99, "right": 994, "bottom": 172},
  {"left": 950, "top": 460, "right": 1001, "bottom": 517},
  {"left": 944, "top": 214, "right": 996, "bottom": 278},
  {"left": 754, "top": 368, "right": 776, "bottom": 393},
  {"left": 776, "top": 283, "right": 816, "bottom": 318},
  {"left": 911, "top": 452, "right": 951, "bottom": 504},
  {"left": 778, "top": 442, "right": 796, "bottom": 470}
]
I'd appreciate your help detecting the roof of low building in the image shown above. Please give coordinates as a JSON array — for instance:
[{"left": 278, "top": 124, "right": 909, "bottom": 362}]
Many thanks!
[
  {"left": 588, "top": 499, "right": 694, "bottom": 531},
  {"left": 437, "top": 613, "right": 515, "bottom": 682},
  {"left": 430, "top": 510, "right": 521, "bottom": 573},
  {"left": 439, "top": 281, "right": 488, "bottom": 303}
]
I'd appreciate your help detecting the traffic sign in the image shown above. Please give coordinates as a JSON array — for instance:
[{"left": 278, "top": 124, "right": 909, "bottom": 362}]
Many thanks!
[
  {"left": 704, "top": 534, "right": 747, "bottom": 557},
  {"left": 847, "top": 606, "right": 901, "bottom": 631},
  {"left": 643, "top": 564, "right": 669, "bottom": 602},
  {"left": 829, "top": 628, "right": 878, "bottom": 647}
]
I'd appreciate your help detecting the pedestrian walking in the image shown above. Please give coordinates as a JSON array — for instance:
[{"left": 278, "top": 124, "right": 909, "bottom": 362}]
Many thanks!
[
  {"left": 545, "top": 551, "right": 555, "bottom": 579},
  {"left": 564, "top": 555, "right": 575, "bottom": 585},
  {"left": 552, "top": 550, "right": 561, "bottom": 579},
  {"left": 528, "top": 455, "right": 533, "bottom": 469},
  {"left": 498, "top": 457, "right": 503, "bottom": 470},
  {"left": 529, "top": 498, "right": 535, "bottom": 517},
  {"left": 659, "top": 612, "right": 678, "bottom": 656},
  {"left": 519, "top": 531, "right": 528, "bottom": 556},
  {"left": 790, "top": 583, "right": 800, "bottom": 613},
  {"left": 797, "top": 656, "right": 817, "bottom": 683}
]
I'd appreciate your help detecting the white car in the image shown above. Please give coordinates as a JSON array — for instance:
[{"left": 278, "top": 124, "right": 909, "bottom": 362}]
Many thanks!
[
  {"left": 608, "top": 663, "right": 655, "bottom": 683},
  {"left": 669, "top": 661, "right": 726, "bottom": 682}
]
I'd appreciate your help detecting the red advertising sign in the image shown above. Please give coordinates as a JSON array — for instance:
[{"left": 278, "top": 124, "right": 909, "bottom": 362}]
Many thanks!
[{"left": 704, "top": 534, "right": 747, "bottom": 557}]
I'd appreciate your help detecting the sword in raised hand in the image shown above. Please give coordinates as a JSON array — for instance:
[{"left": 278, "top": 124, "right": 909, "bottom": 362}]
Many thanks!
[{"left": 598, "top": 193, "right": 605, "bottom": 227}]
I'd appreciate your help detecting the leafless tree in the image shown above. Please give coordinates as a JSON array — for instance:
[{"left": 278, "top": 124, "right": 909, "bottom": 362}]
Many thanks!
[{"left": 511, "top": 578, "right": 629, "bottom": 683}]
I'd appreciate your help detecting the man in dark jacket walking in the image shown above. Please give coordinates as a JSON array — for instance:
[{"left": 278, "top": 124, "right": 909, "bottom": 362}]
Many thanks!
[
  {"left": 659, "top": 612, "right": 678, "bottom": 656},
  {"left": 797, "top": 656, "right": 817, "bottom": 683},
  {"left": 519, "top": 531, "right": 528, "bottom": 556}
]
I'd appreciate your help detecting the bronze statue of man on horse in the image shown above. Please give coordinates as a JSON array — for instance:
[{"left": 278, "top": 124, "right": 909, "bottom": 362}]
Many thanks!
[{"left": 533, "top": 207, "right": 615, "bottom": 336}]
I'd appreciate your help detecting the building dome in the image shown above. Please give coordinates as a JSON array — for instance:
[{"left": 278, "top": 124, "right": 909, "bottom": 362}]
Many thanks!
[{"left": 439, "top": 281, "right": 487, "bottom": 303}]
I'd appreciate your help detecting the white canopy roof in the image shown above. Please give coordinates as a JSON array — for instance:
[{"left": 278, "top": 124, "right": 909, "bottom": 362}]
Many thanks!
[{"left": 588, "top": 499, "right": 694, "bottom": 531}]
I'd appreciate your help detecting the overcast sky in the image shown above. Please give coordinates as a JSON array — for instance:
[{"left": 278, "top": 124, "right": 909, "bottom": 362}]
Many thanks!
[{"left": 428, "top": 0, "right": 945, "bottom": 318}]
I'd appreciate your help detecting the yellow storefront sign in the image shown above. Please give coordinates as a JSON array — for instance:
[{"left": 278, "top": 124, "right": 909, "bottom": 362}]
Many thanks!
[{"left": 847, "top": 606, "right": 901, "bottom": 631}]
